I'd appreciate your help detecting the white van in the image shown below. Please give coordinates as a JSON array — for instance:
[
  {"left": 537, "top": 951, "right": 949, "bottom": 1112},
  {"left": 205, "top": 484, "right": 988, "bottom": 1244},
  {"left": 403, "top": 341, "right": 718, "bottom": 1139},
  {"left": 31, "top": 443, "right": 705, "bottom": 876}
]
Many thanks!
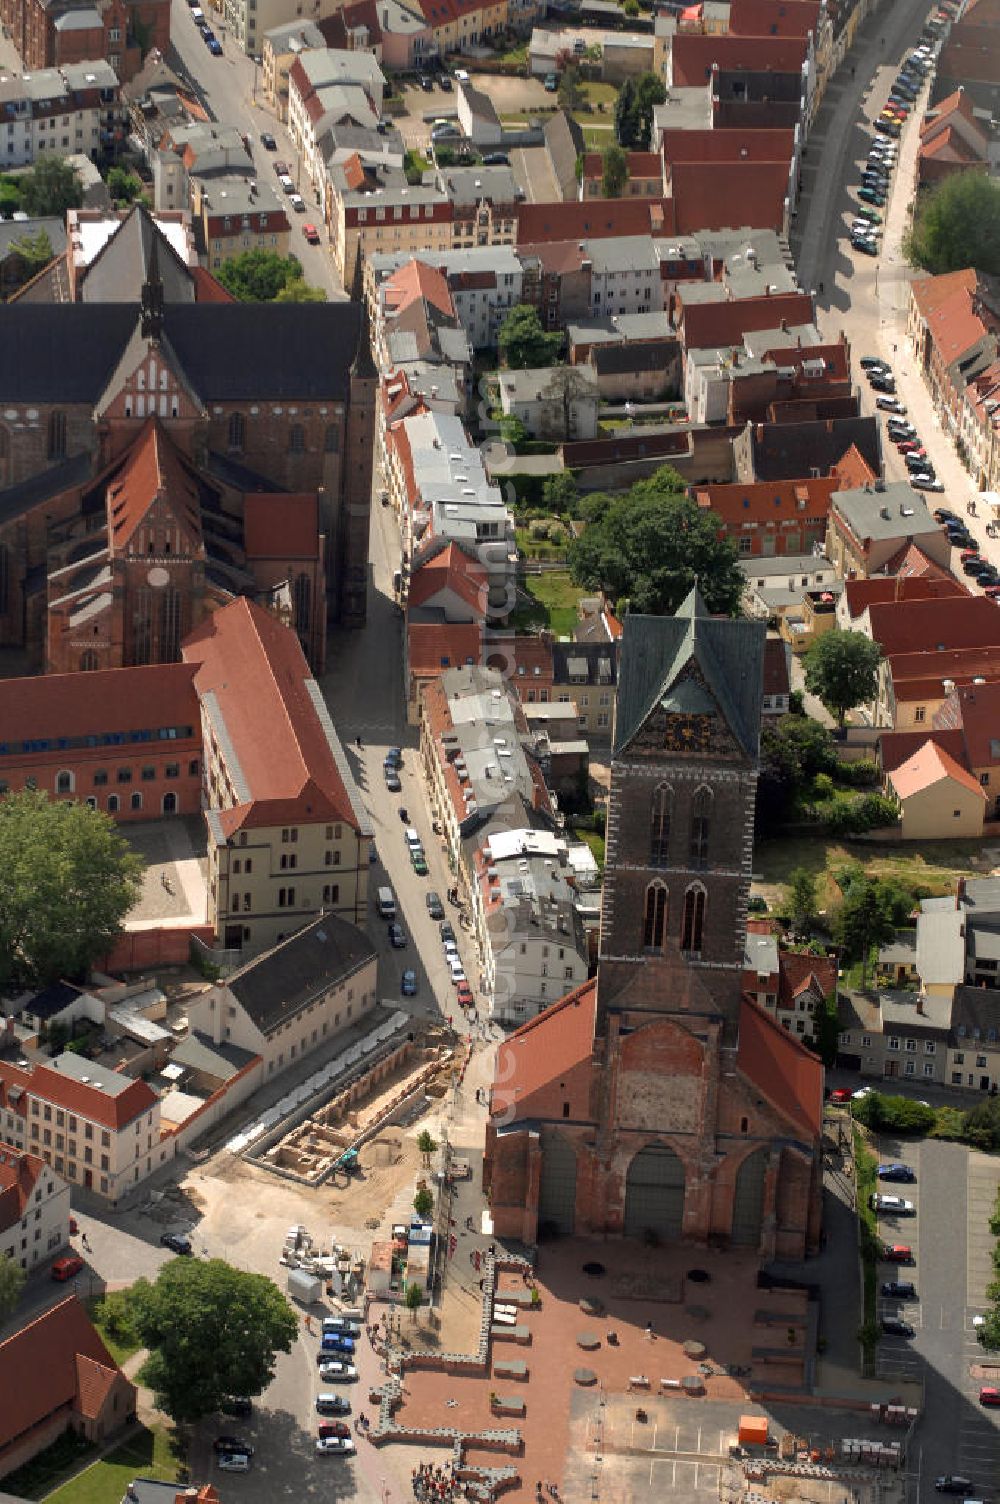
[
  {"left": 218, "top": 1453, "right": 252, "bottom": 1472},
  {"left": 377, "top": 885, "right": 396, "bottom": 920}
]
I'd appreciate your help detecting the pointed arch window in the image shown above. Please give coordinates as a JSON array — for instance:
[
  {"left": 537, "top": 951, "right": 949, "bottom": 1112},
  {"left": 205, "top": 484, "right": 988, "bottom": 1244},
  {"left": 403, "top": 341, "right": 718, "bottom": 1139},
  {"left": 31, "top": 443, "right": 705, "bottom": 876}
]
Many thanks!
[
  {"left": 642, "top": 881, "right": 668, "bottom": 951},
  {"left": 680, "top": 883, "right": 706, "bottom": 956},
  {"left": 649, "top": 782, "right": 673, "bottom": 866},
  {"left": 690, "top": 784, "right": 712, "bottom": 867}
]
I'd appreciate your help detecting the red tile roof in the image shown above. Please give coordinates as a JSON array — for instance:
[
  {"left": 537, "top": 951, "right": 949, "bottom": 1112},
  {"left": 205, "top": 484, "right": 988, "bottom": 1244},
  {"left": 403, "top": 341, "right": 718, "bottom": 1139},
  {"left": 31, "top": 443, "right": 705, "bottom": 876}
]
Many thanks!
[
  {"left": 107, "top": 419, "right": 202, "bottom": 553},
  {"left": 765, "top": 341, "right": 850, "bottom": 381},
  {"left": 830, "top": 442, "right": 878, "bottom": 489},
  {"left": 937, "top": 679, "right": 1000, "bottom": 769},
  {"left": 670, "top": 31, "right": 808, "bottom": 86},
  {"left": 488, "top": 979, "right": 597, "bottom": 1121},
  {"left": 660, "top": 127, "right": 794, "bottom": 164},
  {"left": 580, "top": 151, "right": 662, "bottom": 182},
  {"left": 27, "top": 1061, "right": 157, "bottom": 1130},
  {"left": 516, "top": 197, "right": 676, "bottom": 245},
  {"left": 181, "top": 597, "right": 361, "bottom": 834},
  {"left": 728, "top": 0, "right": 821, "bottom": 34},
  {"left": 841, "top": 574, "right": 968, "bottom": 619},
  {"left": 737, "top": 997, "right": 822, "bottom": 1139},
  {"left": 889, "top": 738, "right": 987, "bottom": 801},
  {"left": 866, "top": 594, "right": 1000, "bottom": 658},
  {"left": 0, "top": 1145, "right": 48, "bottom": 1235},
  {"left": 888, "top": 645, "right": 1000, "bottom": 702},
  {"left": 0, "top": 1296, "right": 132, "bottom": 1452},
  {"left": 777, "top": 950, "right": 837, "bottom": 1011},
  {"left": 678, "top": 289, "right": 814, "bottom": 350},
  {"left": 694, "top": 475, "right": 837, "bottom": 526},
  {"left": 408, "top": 541, "right": 488, "bottom": 618},
  {"left": 192, "top": 266, "right": 236, "bottom": 303},
  {"left": 0, "top": 662, "right": 199, "bottom": 746},
  {"left": 243, "top": 494, "right": 319, "bottom": 560},
  {"left": 884, "top": 540, "right": 959, "bottom": 581},
  {"left": 669, "top": 160, "right": 791, "bottom": 235},
  {"left": 407, "top": 621, "right": 482, "bottom": 677},
  {"left": 382, "top": 258, "right": 456, "bottom": 321},
  {"left": 878, "top": 727, "right": 968, "bottom": 773}
]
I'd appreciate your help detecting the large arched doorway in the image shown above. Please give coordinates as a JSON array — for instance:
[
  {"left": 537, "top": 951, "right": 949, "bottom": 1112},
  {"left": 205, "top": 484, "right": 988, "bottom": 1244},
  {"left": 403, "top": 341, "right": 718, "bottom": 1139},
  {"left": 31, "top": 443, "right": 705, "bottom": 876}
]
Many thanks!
[
  {"left": 537, "top": 1132, "right": 578, "bottom": 1237},
  {"left": 731, "top": 1148, "right": 768, "bottom": 1247},
  {"left": 624, "top": 1144, "right": 685, "bottom": 1241}
]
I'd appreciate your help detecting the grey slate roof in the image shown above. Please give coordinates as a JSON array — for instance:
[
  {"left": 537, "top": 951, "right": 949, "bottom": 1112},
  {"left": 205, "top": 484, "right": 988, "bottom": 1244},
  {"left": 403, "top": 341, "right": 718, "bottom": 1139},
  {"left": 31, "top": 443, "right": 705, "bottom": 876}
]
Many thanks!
[
  {"left": 0, "top": 302, "right": 363, "bottom": 403},
  {"left": 226, "top": 912, "right": 376, "bottom": 1038},
  {"left": 614, "top": 586, "right": 765, "bottom": 758},
  {"left": 0, "top": 216, "right": 67, "bottom": 260},
  {"left": 950, "top": 984, "right": 1000, "bottom": 1047},
  {"left": 21, "top": 981, "right": 83, "bottom": 1021}
]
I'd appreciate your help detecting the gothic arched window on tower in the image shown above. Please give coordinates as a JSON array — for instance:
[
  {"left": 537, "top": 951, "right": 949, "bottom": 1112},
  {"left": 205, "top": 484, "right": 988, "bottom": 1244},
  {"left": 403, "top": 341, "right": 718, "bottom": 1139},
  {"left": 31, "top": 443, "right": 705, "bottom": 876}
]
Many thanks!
[
  {"left": 680, "top": 883, "right": 706, "bottom": 956},
  {"left": 690, "top": 784, "right": 712, "bottom": 867},
  {"left": 642, "top": 881, "right": 668, "bottom": 951},
  {"left": 649, "top": 782, "right": 673, "bottom": 866}
]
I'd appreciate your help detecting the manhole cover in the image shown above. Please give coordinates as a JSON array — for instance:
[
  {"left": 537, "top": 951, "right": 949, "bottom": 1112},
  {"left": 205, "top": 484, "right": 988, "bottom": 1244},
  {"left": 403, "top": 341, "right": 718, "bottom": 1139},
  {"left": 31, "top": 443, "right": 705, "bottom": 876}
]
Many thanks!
[
  {"left": 687, "top": 1268, "right": 710, "bottom": 1283},
  {"left": 583, "top": 1261, "right": 606, "bottom": 1278}
]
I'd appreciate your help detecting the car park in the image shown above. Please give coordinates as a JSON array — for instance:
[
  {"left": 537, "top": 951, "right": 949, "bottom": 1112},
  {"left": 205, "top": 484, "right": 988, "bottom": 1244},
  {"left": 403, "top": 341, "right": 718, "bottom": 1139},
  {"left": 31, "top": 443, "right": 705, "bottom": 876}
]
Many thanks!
[
  {"left": 317, "top": 1361, "right": 357, "bottom": 1381},
  {"left": 388, "top": 923, "right": 407, "bottom": 948},
  {"left": 401, "top": 969, "right": 418, "bottom": 996},
  {"left": 160, "top": 1231, "right": 193, "bottom": 1254},
  {"left": 881, "top": 1280, "right": 917, "bottom": 1298},
  {"left": 426, "top": 890, "right": 444, "bottom": 919},
  {"left": 882, "top": 1243, "right": 913, "bottom": 1262},
  {"left": 316, "top": 1436, "right": 356, "bottom": 1455},
  {"left": 870, "top": 1194, "right": 915, "bottom": 1214},
  {"left": 881, "top": 1316, "right": 915, "bottom": 1337},
  {"left": 877, "top": 1163, "right": 915, "bottom": 1182}
]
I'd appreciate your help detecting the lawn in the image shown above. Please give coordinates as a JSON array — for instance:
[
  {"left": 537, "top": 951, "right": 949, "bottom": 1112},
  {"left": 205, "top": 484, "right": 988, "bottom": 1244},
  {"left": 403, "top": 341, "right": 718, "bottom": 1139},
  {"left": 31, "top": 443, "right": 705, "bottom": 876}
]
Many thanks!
[
  {"left": 45, "top": 1425, "right": 184, "bottom": 1504},
  {"left": 753, "top": 835, "right": 987, "bottom": 911},
  {"left": 569, "top": 825, "right": 605, "bottom": 869},
  {"left": 579, "top": 124, "right": 616, "bottom": 147},
  {"left": 579, "top": 81, "right": 617, "bottom": 109},
  {"left": 511, "top": 570, "right": 585, "bottom": 637}
]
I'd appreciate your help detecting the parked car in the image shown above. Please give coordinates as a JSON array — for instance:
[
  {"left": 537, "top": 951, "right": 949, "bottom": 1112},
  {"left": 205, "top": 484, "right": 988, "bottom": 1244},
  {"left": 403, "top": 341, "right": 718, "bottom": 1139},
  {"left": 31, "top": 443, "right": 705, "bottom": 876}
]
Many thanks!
[
  {"left": 911, "top": 474, "right": 945, "bottom": 491},
  {"left": 934, "top": 507, "right": 957, "bottom": 521},
  {"left": 316, "top": 1436, "right": 356, "bottom": 1455},
  {"left": 260, "top": 132, "right": 277, "bottom": 150},
  {"left": 51, "top": 1255, "right": 84, "bottom": 1281},
  {"left": 401, "top": 969, "right": 418, "bottom": 996},
  {"left": 288, "top": 192, "right": 305, "bottom": 212},
  {"left": 440, "top": 920, "right": 456, "bottom": 944},
  {"left": 852, "top": 236, "right": 878, "bottom": 256},
  {"left": 214, "top": 1437, "right": 253, "bottom": 1455},
  {"left": 870, "top": 1194, "right": 915, "bottom": 1214},
  {"left": 828, "top": 1087, "right": 853, "bottom": 1103},
  {"left": 456, "top": 982, "right": 473, "bottom": 1008},
  {"left": 318, "top": 1421, "right": 352, "bottom": 1438},
  {"left": 876, "top": 397, "right": 906, "bottom": 413},
  {"left": 438, "top": 74, "right": 452, "bottom": 90},
  {"left": 860, "top": 355, "right": 890, "bottom": 371},
  {"left": 855, "top": 206, "right": 882, "bottom": 223},
  {"left": 544, "top": 72, "right": 558, "bottom": 91},
  {"left": 419, "top": 74, "right": 434, "bottom": 90},
  {"left": 882, "top": 1243, "right": 913, "bottom": 1263},
  {"left": 384, "top": 769, "right": 401, "bottom": 792},
  {"left": 411, "top": 850, "right": 428, "bottom": 875},
  {"left": 388, "top": 923, "right": 407, "bottom": 948},
  {"left": 859, "top": 186, "right": 886, "bottom": 204},
  {"left": 217, "top": 1453, "right": 251, "bottom": 1472},
  {"left": 317, "top": 1361, "right": 357, "bottom": 1381},
  {"left": 881, "top": 1280, "right": 917, "bottom": 1298},
  {"left": 979, "top": 1386, "right": 1000, "bottom": 1406},
  {"left": 881, "top": 1316, "right": 915, "bottom": 1337},
  {"left": 221, "top": 1397, "right": 253, "bottom": 1417},
  {"left": 934, "top": 1478, "right": 974, "bottom": 1495},
  {"left": 877, "top": 1163, "right": 915, "bottom": 1182},
  {"left": 316, "top": 1394, "right": 352, "bottom": 1415},
  {"left": 303, "top": 223, "right": 320, "bottom": 244},
  {"left": 207, "top": 36, "right": 223, "bottom": 53},
  {"left": 160, "top": 1231, "right": 193, "bottom": 1254},
  {"left": 426, "top": 890, "right": 444, "bottom": 920},
  {"left": 870, "top": 374, "right": 896, "bottom": 392}
]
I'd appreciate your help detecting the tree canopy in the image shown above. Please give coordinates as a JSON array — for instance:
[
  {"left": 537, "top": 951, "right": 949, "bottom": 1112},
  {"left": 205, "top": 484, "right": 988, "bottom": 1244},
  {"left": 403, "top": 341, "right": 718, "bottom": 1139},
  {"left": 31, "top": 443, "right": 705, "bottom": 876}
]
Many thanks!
[
  {"left": 757, "top": 713, "right": 838, "bottom": 824},
  {"left": 906, "top": 169, "right": 1000, "bottom": 277},
  {"left": 614, "top": 72, "right": 666, "bottom": 149},
  {"left": 498, "top": 304, "right": 562, "bottom": 369},
  {"left": 803, "top": 630, "right": 881, "bottom": 727},
  {"left": 127, "top": 1258, "right": 298, "bottom": 1424},
  {"left": 601, "top": 143, "right": 628, "bottom": 198},
  {"left": 557, "top": 66, "right": 585, "bottom": 113},
  {"left": 19, "top": 156, "right": 83, "bottom": 217},
  {"left": 0, "top": 791, "right": 144, "bottom": 990},
  {"left": 216, "top": 249, "right": 307, "bottom": 302},
  {"left": 566, "top": 468, "right": 745, "bottom": 617},
  {"left": 5, "top": 228, "right": 53, "bottom": 293},
  {"left": 274, "top": 278, "right": 326, "bottom": 303},
  {"left": 106, "top": 167, "right": 145, "bottom": 207},
  {"left": 832, "top": 869, "right": 911, "bottom": 984},
  {"left": 0, "top": 1254, "right": 25, "bottom": 1324}
]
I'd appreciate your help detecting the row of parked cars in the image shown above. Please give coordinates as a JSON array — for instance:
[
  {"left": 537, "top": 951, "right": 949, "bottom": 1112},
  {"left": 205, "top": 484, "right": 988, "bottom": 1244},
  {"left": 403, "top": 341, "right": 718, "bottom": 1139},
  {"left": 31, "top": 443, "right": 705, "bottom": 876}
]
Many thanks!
[
  {"left": 934, "top": 507, "right": 1000, "bottom": 592},
  {"left": 850, "top": 45, "right": 934, "bottom": 252},
  {"left": 860, "top": 356, "right": 944, "bottom": 492},
  {"left": 187, "top": 1, "right": 222, "bottom": 55}
]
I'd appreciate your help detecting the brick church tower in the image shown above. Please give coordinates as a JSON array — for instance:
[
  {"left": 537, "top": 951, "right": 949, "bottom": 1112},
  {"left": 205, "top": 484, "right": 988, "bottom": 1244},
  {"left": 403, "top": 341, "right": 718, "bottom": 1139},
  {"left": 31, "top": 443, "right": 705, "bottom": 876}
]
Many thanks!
[
  {"left": 484, "top": 588, "right": 823, "bottom": 1259},
  {"left": 337, "top": 251, "right": 377, "bottom": 628}
]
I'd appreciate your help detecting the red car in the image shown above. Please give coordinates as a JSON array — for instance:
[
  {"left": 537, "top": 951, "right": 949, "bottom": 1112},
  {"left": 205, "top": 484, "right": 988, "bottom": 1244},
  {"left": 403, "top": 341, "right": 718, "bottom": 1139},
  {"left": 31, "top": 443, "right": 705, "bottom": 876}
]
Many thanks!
[
  {"left": 51, "top": 1255, "right": 84, "bottom": 1281},
  {"left": 961, "top": 548, "right": 980, "bottom": 560},
  {"left": 896, "top": 441, "right": 926, "bottom": 456},
  {"left": 828, "top": 1087, "right": 852, "bottom": 1103},
  {"left": 318, "top": 1421, "right": 352, "bottom": 1438},
  {"left": 984, "top": 584, "right": 1000, "bottom": 598},
  {"left": 302, "top": 223, "right": 320, "bottom": 244},
  {"left": 882, "top": 1244, "right": 913, "bottom": 1263},
  {"left": 456, "top": 982, "right": 473, "bottom": 1008},
  {"left": 980, "top": 1386, "right": 1000, "bottom": 1406}
]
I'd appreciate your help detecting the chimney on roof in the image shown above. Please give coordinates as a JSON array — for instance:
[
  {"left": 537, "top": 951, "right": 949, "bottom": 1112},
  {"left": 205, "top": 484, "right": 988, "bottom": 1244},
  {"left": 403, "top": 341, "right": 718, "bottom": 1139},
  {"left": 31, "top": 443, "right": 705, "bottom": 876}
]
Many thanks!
[{"left": 916, "top": 995, "right": 924, "bottom": 1015}]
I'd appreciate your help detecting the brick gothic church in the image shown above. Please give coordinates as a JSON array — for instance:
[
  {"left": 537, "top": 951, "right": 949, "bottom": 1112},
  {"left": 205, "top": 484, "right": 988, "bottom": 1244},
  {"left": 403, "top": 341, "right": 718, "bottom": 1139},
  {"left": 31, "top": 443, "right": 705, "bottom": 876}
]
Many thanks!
[
  {"left": 484, "top": 589, "right": 823, "bottom": 1260},
  {"left": 0, "top": 209, "right": 376, "bottom": 676}
]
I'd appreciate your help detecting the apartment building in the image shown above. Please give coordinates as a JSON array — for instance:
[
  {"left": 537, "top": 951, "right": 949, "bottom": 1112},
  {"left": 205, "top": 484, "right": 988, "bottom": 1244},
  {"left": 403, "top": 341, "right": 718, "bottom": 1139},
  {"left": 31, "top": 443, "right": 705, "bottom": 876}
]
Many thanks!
[
  {"left": 0, "top": 60, "right": 123, "bottom": 167},
  {"left": 0, "top": 1054, "right": 167, "bottom": 1203},
  {"left": 0, "top": 1145, "right": 70, "bottom": 1273}
]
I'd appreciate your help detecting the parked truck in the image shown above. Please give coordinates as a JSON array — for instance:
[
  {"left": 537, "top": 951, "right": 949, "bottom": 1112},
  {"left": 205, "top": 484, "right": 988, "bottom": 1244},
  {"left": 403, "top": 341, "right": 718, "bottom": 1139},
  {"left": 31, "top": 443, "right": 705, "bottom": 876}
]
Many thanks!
[{"left": 287, "top": 1268, "right": 323, "bottom": 1305}]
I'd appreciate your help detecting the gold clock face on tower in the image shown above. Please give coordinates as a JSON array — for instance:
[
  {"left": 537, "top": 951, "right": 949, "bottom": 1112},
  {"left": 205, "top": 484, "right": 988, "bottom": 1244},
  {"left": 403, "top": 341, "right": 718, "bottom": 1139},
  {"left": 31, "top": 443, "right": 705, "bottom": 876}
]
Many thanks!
[{"left": 663, "top": 713, "right": 715, "bottom": 754}]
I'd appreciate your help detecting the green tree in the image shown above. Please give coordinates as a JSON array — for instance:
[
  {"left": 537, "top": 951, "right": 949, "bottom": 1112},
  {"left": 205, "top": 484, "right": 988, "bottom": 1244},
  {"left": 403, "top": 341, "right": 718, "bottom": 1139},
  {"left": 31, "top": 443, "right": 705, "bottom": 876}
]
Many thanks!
[
  {"left": 0, "top": 1253, "right": 25, "bottom": 1323},
  {"left": 905, "top": 169, "right": 1000, "bottom": 277},
  {"left": 614, "top": 78, "right": 637, "bottom": 146},
  {"left": 19, "top": 156, "right": 83, "bottom": 217},
  {"left": 0, "top": 791, "right": 144, "bottom": 991},
  {"left": 216, "top": 249, "right": 304, "bottom": 302},
  {"left": 833, "top": 875, "right": 907, "bottom": 986},
  {"left": 557, "top": 67, "right": 584, "bottom": 113},
  {"left": 633, "top": 72, "right": 667, "bottom": 150},
  {"left": 977, "top": 1305, "right": 1000, "bottom": 1350},
  {"left": 601, "top": 143, "right": 628, "bottom": 198},
  {"left": 107, "top": 166, "right": 143, "bottom": 206},
  {"left": 803, "top": 630, "right": 882, "bottom": 728},
  {"left": 404, "top": 1281, "right": 423, "bottom": 1322},
  {"left": 541, "top": 470, "right": 578, "bottom": 516},
  {"left": 417, "top": 1130, "right": 438, "bottom": 1168},
  {"left": 499, "top": 414, "right": 527, "bottom": 448},
  {"left": 127, "top": 1258, "right": 298, "bottom": 1424},
  {"left": 413, "top": 1186, "right": 433, "bottom": 1219},
  {"left": 757, "top": 713, "right": 837, "bottom": 823},
  {"left": 787, "top": 867, "right": 818, "bottom": 932},
  {"left": 5, "top": 228, "right": 53, "bottom": 293},
  {"left": 403, "top": 148, "right": 427, "bottom": 185},
  {"left": 0, "top": 174, "right": 20, "bottom": 216},
  {"left": 274, "top": 278, "right": 326, "bottom": 303},
  {"left": 567, "top": 468, "right": 744, "bottom": 616},
  {"left": 498, "top": 304, "right": 562, "bottom": 369}
]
